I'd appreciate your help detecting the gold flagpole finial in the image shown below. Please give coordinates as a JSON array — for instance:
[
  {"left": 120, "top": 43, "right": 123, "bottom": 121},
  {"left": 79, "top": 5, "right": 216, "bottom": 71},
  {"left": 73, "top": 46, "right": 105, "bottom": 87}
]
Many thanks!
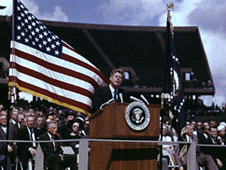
[
  {"left": 167, "top": 3, "right": 174, "bottom": 20},
  {"left": 167, "top": 3, "right": 174, "bottom": 11},
  {"left": 167, "top": 3, "right": 175, "bottom": 37}
]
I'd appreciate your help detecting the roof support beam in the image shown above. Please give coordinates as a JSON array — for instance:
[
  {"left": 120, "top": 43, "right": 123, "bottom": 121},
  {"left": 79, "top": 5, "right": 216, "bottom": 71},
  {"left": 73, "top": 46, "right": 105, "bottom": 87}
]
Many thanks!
[{"left": 82, "top": 29, "right": 115, "bottom": 70}]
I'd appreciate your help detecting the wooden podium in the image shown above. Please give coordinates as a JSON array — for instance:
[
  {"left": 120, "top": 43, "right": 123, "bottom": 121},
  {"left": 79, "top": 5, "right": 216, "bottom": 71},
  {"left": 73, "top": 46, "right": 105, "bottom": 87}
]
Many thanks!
[{"left": 89, "top": 103, "right": 160, "bottom": 170}]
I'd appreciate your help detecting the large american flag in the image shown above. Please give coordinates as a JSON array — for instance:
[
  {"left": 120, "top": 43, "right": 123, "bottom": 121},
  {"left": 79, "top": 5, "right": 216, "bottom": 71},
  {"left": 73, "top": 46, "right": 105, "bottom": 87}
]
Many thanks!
[{"left": 9, "top": 0, "right": 108, "bottom": 115}]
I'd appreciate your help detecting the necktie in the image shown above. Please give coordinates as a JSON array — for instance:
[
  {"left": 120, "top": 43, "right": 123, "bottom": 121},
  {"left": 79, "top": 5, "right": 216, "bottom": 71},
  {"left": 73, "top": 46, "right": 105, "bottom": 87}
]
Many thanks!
[
  {"left": 114, "top": 89, "right": 119, "bottom": 102},
  {"left": 51, "top": 136, "right": 56, "bottom": 151},
  {"left": 30, "top": 129, "right": 36, "bottom": 147}
]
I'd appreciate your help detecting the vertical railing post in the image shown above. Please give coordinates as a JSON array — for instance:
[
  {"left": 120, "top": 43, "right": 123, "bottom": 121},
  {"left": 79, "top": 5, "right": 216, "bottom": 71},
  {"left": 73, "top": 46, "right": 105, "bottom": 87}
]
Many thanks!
[
  {"left": 187, "top": 141, "right": 196, "bottom": 170},
  {"left": 35, "top": 143, "right": 44, "bottom": 170},
  {"left": 78, "top": 139, "right": 89, "bottom": 170}
]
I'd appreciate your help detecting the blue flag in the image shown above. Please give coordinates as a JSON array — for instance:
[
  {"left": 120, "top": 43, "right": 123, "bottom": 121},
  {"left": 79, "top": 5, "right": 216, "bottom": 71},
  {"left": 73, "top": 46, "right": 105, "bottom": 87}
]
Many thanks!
[{"left": 162, "top": 15, "right": 186, "bottom": 135}]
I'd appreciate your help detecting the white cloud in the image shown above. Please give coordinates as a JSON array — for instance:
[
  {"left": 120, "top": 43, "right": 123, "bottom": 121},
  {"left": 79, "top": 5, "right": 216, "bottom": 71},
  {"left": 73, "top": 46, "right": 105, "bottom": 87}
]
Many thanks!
[
  {"left": 0, "top": 0, "right": 12, "bottom": 16},
  {"left": 99, "top": 0, "right": 166, "bottom": 25},
  {"left": 37, "top": 6, "right": 68, "bottom": 22},
  {"left": 188, "top": 0, "right": 226, "bottom": 35},
  {"left": 23, "top": 0, "right": 68, "bottom": 22},
  {"left": 0, "top": 0, "right": 69, "bottom": 22},
  {"left": 158, "top": 0, "right": 226, "bottom": 106},
  {"left": 200, "top": 32, "right": 226, "bottom": 106}
]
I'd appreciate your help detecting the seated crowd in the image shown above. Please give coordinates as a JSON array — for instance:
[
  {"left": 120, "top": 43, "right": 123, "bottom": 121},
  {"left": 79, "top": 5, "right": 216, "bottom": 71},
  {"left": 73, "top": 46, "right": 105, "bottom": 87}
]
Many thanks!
[
  {"left": 0, "top": 104, "right": 89, "bottom": 170},
  {"left": 161, "top": 119, "right": 226, "bottom": 170},
  {"left": 0, "top": 102, "right": 225, "bottom": 170}
]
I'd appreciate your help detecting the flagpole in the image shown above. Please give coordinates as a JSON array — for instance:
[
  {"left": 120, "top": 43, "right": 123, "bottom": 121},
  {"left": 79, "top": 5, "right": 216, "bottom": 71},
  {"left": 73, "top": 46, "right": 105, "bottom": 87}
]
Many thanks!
[
  {"left": 5, "top": 0, "right": 16, "bottom": 169},
  {"left": 160, "top": 3, "right": 174, "bottom": 170}
]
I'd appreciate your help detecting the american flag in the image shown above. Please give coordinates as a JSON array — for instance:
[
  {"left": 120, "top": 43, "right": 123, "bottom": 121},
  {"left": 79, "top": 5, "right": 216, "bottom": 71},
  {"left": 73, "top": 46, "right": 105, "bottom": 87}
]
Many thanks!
[
  {"left": 9, "top": 0, "right": 108, "bottom": 115},
  {"left": 162, "top": 10, "right": 186, "bottom": 134}
]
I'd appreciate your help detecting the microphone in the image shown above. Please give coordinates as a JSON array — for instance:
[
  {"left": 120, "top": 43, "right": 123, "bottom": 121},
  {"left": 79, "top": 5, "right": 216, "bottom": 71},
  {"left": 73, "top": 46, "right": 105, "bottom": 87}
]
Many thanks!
[
  {"left": 119, "top": 93, "right": 124, "bottom": 103},
  {"left": 140, "top": 94, "right": 149, "bottom": 104},
  {"left": 130, "top": 96, "right": 144, "bottom": 103},
  {"left": 100, "top": 98, "right": 114, "bottom": 109}
]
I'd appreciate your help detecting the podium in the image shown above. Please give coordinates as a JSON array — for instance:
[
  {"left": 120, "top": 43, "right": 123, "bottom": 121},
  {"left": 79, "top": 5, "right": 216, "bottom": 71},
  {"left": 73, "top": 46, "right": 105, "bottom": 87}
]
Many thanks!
[{"left": 89, "top": 103, "right": 160, "bottom": 170}]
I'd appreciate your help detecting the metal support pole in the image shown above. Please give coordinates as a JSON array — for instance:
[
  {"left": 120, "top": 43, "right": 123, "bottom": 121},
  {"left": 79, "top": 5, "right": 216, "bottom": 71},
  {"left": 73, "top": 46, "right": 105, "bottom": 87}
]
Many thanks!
[
  {"left": 78, "top": 139, "right": 89, "bottom": 170},
  {"left": 35, "top": 144, "right": 44, "bottom": 170}
]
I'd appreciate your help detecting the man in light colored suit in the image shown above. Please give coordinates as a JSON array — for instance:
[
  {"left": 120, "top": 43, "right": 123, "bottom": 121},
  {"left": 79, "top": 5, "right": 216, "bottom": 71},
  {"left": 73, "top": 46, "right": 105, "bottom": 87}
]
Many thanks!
[{"left": 178, "top": 124, "right": 218, "bottom": 170}]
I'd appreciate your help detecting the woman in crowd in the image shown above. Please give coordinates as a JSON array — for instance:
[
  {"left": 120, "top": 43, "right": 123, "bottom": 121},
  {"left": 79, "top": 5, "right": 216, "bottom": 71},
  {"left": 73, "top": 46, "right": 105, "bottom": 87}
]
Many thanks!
[{"left": 65, "top": 118, "right": 85, "bottom": 154}]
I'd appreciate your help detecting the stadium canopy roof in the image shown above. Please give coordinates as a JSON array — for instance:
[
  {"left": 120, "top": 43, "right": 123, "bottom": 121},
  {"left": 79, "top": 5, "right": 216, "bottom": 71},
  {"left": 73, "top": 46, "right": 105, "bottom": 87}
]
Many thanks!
[{"left": 0, "top": 16, "right": 215, "bottom": 96}]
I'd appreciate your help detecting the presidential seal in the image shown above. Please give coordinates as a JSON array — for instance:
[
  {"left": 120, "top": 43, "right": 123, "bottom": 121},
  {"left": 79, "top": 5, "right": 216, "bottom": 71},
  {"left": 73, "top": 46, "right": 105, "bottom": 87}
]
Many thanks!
[{"left": 125, "top": 102, "right": 150, "bottom": 131}]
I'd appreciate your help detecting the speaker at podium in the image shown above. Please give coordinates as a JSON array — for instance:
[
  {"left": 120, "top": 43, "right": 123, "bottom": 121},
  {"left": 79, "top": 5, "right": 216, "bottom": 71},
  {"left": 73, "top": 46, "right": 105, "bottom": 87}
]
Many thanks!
[{"left": 89, "top": 102, "right": 160, "bottom": 170}]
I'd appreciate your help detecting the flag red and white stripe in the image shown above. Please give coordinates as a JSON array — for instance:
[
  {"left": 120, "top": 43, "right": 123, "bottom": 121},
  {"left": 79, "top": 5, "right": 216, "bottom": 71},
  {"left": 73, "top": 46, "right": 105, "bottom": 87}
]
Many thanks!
[{"left": 9, "top": 0, "right": 108, "bottom": 115}]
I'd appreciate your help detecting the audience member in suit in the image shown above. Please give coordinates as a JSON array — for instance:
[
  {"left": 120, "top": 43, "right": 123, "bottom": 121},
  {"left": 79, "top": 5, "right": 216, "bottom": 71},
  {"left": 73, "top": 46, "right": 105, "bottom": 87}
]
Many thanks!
[
  {"left": 178, "top": 124, "right": 218, "bottom": 170},
  {"left": 8, "top": 109, "right": 21, "bottom": 164},
  {"left": 39, "top": 121, "right": 77, "bottom": 170},
  {"left": 17, "top": 113, "right": 25, "bottom": 129},
  {"left": 9, "top": 109, "right": 20, "bottom": 132},
  {"left": 34, "top": 115, "right": 46, "bottom": 138},
  {"left": 0, "top": 114, "right": 16, "bottom": 170},
  {"left": 0, "top": 110, "right": 17, "bottom": 144},
  {"left": 17, "top": 115, "right": 37, "bottom": 170},
  {"left": 197, "top": 124, "right": 211, "bottom": 153},
  {"left": 196, "top": 121, "right": 203, "bottom": 134},
  {"left": 92, "top": 68, "right": 126, "bottom": 113},
  {"left": 205, "top": 126, "right": 225, "bottom": 169}
]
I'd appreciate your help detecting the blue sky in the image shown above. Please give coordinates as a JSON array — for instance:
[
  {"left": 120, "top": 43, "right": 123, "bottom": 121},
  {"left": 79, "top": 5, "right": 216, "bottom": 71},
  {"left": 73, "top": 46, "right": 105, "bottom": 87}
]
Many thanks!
[{"left": 1, "top": 0, "right": 226, "bottom": 107}]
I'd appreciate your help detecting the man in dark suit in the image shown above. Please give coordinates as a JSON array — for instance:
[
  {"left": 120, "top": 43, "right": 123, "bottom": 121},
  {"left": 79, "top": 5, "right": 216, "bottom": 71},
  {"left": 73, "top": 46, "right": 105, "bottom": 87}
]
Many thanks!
[
  {"left": 0, "top": 114, "right": 16, "bottom": 170},
  {"left": 205, "top": 126, "right": 225, "bottom": 169},
  {"left": 197, "top": 124, "right": 212, "bottom": 155},
  {"left": 17, "top": 115, "right": 37, "bottom": 170},
  {"left": 92, "top": 68, "right": 126, "bottom": 113},
  {"left": 9, "top": 108, "right": 19, "bottom": 131},
  {"left": 39, "top": 120, "right": 76, "bottom": 170}
]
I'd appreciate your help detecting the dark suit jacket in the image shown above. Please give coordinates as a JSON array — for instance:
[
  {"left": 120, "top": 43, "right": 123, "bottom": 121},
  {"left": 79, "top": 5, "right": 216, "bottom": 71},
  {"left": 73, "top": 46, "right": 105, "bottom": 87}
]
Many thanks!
[
  {"left": 0, "top": 125, "right": 17, "bottom": 155},
  {"left": 204, "top": 136, "right": 222, "bottom": 161},
  {"left": 39, "top": 132, "right": 63, "bottom": 169},
  {"left": 92, "top": 85, "right": 126, "bottom": 113},
  {"left": 9, "top": 120, "right": 19, "bottom": 136},
  {"left": 0, "top": 132, "right": 11, "bottom": 170},
  {"left": 16, "top": 127, "right": 38, "bottom": 163},
  {"left": 197, "top": 132, "right": 211, "bottom": 154},
  {"left": 39, "top": 132, "right": 63, "bottom": 155}
]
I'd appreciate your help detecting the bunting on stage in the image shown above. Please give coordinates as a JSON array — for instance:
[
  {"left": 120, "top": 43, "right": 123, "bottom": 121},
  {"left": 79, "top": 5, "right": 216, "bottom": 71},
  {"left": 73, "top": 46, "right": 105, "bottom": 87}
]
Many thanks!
[{"left": 9, "top": 0, "right": 108, "bottom": 115}]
